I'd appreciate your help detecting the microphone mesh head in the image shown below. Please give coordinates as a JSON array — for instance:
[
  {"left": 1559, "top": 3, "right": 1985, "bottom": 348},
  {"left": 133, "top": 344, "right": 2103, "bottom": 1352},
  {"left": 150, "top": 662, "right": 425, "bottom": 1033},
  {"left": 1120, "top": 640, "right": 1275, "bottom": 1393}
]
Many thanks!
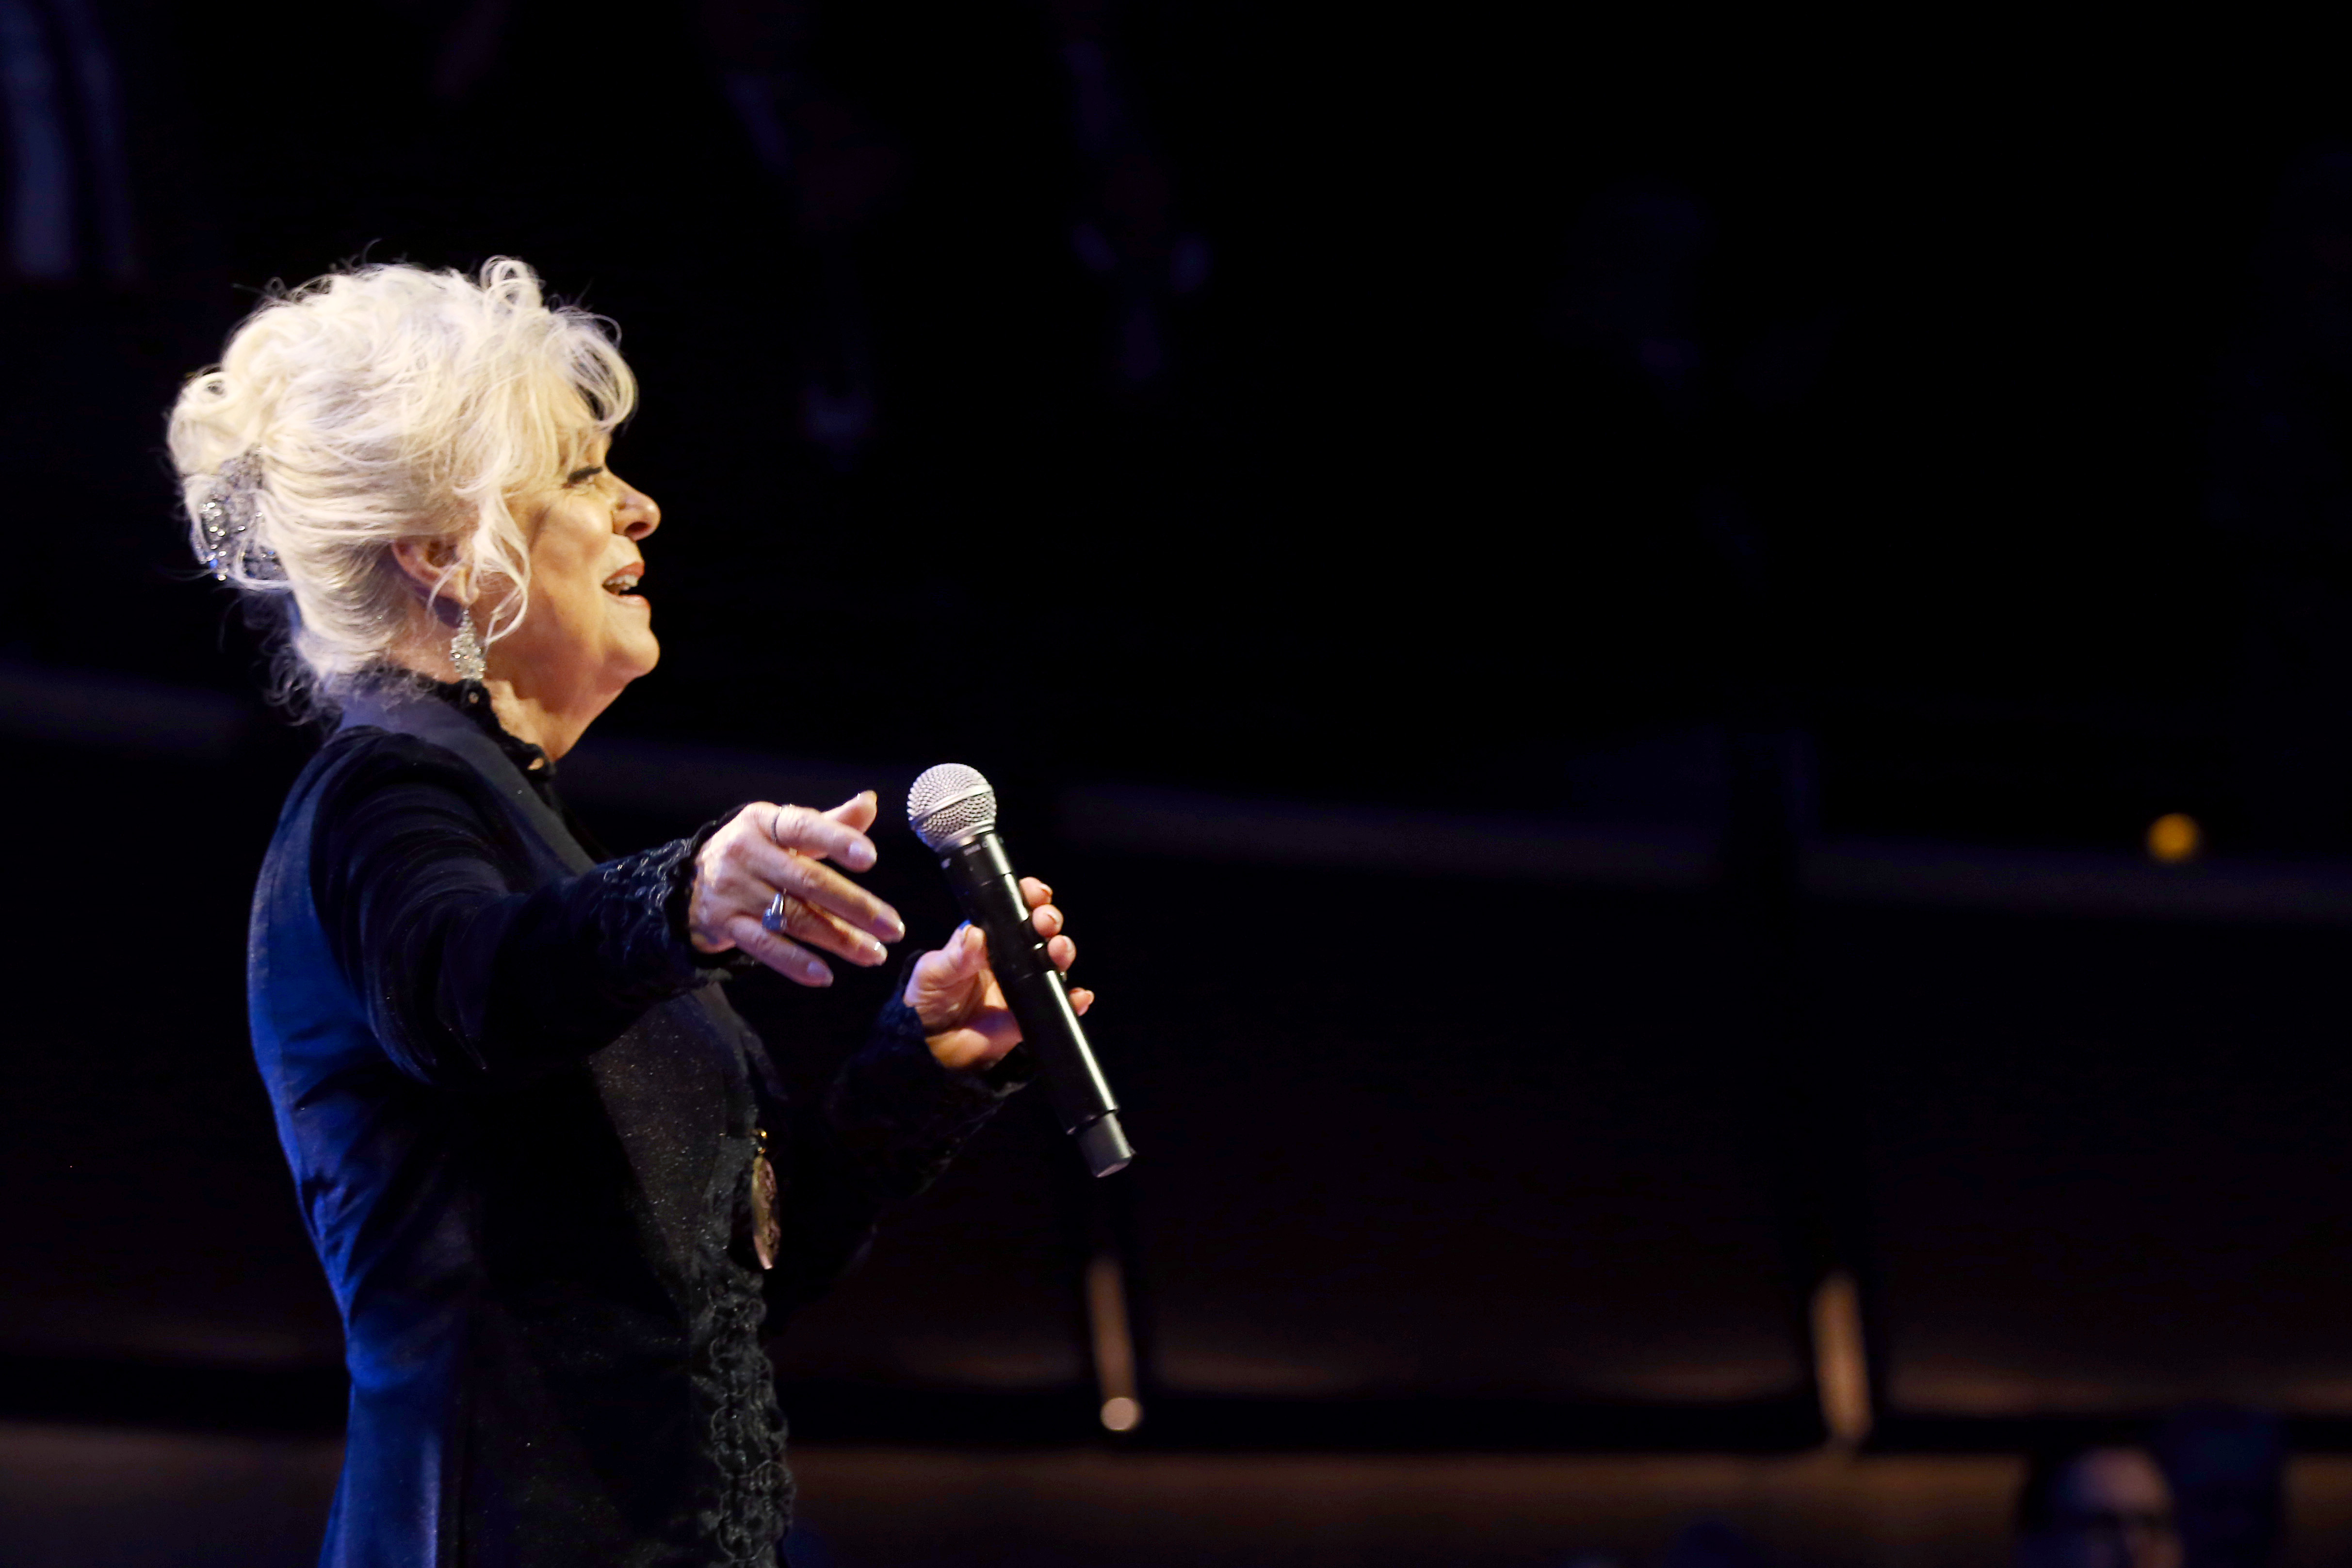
[{"left": 908, "top": 763, "right": 997, "bottom": 850}]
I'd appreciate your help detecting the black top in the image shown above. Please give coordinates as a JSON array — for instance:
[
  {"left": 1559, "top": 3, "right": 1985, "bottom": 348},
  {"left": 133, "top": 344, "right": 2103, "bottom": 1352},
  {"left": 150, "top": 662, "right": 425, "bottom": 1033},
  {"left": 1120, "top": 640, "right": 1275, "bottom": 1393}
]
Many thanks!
[
  {"left": 309, "top": 680, "right": 747, "bottom": 1084},
  {"left": 246, "top": 678, "right": 1023, "bottom": 1568}
]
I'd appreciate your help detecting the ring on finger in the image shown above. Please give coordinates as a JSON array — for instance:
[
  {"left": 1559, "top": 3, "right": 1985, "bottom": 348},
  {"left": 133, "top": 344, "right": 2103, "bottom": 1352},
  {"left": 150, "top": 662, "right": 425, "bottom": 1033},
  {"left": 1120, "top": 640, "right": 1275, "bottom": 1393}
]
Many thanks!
[{"left": 762, "top": 892, "right": 790, "bottom": 934}]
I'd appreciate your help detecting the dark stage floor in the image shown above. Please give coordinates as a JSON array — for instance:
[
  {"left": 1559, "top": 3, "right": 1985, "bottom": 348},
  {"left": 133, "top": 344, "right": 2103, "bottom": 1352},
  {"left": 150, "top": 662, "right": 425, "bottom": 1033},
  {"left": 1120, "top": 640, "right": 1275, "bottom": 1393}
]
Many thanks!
[{"left": 16, "top": 1423, "right": 2352, "bottom": 1568}]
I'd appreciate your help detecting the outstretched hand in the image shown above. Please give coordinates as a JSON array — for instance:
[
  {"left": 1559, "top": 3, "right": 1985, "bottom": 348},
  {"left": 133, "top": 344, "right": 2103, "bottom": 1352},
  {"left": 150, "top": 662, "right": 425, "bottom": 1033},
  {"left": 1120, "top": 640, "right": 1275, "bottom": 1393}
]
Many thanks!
[
  {"left": 687, "top": 792, "right": 905, "bottom": 986},
  {"left": 906, "top": 878, "right": 1092, "bottom": 1072}
]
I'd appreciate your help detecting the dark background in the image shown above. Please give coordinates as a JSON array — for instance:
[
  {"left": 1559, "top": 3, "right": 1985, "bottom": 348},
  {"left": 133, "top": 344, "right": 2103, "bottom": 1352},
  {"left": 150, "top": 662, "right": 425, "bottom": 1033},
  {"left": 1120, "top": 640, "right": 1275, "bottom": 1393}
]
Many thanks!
[{"left": 12, "top": 5, "right": 2352, "bottom": 1564}]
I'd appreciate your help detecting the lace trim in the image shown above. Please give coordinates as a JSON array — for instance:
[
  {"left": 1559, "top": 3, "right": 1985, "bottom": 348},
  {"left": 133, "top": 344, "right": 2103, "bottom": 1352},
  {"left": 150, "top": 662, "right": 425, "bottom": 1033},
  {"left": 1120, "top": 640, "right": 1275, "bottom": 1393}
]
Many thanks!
[
  {"left": 691, "top": 1139, "right": 792, "bottom": 1561},
  {"left": 827, "top": 995, "right": 1033, "bottom": 1202},
  {"left": 598, "top": 836, "right": 702, "bottom": 989},
  {"left": 593, "top": 824, "right": 755, "bottom": 1003}
]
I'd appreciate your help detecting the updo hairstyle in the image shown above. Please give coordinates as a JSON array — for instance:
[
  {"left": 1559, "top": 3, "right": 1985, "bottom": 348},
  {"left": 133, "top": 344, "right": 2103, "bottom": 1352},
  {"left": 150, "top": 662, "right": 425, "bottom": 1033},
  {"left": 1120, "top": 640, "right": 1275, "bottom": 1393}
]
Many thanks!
[{"left": 167, "top": 259, "right": 636, "bottom": 713}]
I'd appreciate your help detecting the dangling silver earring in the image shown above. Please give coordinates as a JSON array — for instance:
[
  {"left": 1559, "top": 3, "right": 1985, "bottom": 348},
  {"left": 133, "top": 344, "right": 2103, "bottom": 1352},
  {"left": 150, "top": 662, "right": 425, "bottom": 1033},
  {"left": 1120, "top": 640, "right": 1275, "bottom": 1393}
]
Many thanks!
[{"left": 450, "top": 608, "right": 487, "bottom": 684}]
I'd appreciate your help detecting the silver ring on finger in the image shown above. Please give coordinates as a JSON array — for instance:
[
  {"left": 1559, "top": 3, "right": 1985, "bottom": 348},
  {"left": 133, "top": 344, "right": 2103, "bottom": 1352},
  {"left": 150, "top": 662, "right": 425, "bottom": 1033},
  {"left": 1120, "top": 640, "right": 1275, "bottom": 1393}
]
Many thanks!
[
  {"left": 762, "top": 892, "right": 790, "bottom": 934},
  {"left": 768, "top": 806, "right": 789, "bottom": 845}
]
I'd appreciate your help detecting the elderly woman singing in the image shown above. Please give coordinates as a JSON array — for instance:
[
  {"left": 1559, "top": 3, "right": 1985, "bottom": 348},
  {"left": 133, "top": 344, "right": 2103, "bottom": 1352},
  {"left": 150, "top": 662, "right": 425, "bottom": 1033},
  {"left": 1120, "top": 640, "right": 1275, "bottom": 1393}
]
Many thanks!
[{"left": 169, "top": 260, "right": 1087, "bottom": 1568}]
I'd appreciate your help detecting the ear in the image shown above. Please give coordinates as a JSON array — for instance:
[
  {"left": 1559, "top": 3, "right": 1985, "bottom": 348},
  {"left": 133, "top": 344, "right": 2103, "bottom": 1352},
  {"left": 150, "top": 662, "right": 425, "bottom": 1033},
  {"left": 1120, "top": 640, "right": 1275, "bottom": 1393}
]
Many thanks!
[{"left": 389, "top": 537, "right": 467, "bottom": 606}]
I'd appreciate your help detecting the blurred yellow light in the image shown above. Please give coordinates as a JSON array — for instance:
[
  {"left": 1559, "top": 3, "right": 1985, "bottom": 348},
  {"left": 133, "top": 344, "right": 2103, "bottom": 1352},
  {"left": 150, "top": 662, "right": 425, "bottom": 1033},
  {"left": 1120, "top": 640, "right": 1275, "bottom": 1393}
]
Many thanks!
[
  {"left": 2147, "top": 813, "right": 2201, "bottom": 864},
  {"left": 1100, "top": 1396, "right": 1142, "bottom": 1432},
  {"left": 1811, "top": 1270, "right": 1871, "bottom": 1448}
]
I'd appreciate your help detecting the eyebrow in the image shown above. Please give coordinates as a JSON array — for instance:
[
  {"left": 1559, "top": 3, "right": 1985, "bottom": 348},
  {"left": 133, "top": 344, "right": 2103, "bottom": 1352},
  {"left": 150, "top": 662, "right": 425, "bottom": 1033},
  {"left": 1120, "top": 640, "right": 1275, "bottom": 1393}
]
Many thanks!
[{"left": 566, "top": 465, "right": 606, "bottom": 486}]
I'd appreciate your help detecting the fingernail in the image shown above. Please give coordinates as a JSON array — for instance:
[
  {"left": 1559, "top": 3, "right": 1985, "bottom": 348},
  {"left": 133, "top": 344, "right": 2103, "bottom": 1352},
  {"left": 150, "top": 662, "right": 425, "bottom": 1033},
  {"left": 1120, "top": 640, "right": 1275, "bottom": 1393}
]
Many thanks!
[
  {"left": 847, "top": 840, "right": 876, "bottom": 871},
  {"left": 864, "top": 937, "right": 888, "bottom": 963},
  {"left": 808, "top": 959, "right": 833, "bottom": 985},
  {"left": 878, "top": 914, "right": 906, "bottom": 942}
]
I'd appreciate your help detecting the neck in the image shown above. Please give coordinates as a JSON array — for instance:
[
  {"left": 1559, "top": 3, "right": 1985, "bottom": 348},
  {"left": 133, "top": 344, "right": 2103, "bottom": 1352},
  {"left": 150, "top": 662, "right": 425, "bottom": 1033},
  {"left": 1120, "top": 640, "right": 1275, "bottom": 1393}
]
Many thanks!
[
  {"left": 479, "top": 676, "right": 609, "bottom": 762},
  {"left": 388, "top": 629, "right": 616, "bottom": 763}
]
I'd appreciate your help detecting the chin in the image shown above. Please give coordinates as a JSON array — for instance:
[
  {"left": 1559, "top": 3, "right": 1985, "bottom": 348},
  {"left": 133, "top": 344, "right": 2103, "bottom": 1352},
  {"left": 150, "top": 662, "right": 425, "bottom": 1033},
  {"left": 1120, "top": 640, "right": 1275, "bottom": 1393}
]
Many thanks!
[{"left": 611, "top": 632, "right": 660, "bottom": 683}]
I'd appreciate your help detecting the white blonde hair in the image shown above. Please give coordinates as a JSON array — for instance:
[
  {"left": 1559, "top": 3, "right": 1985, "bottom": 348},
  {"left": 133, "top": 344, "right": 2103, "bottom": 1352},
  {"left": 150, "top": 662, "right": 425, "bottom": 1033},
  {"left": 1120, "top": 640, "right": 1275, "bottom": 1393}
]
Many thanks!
[{"left": 167, "top": 258, "right": 636, "bottom": 713}]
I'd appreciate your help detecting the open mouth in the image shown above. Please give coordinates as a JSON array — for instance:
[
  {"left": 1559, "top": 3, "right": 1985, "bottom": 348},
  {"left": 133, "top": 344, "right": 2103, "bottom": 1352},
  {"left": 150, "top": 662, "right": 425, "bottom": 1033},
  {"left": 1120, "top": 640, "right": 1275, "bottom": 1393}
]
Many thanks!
[{"left": 601, "top": 566, "right": 645, "bottom": 599}]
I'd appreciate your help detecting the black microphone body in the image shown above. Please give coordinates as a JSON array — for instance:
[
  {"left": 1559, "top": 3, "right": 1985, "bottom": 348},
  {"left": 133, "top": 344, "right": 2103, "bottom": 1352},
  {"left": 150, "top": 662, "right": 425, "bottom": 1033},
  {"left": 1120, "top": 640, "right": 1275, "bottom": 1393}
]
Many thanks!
[{"left": 935, "top": 829, "right": 1132, "bottom": 1176}]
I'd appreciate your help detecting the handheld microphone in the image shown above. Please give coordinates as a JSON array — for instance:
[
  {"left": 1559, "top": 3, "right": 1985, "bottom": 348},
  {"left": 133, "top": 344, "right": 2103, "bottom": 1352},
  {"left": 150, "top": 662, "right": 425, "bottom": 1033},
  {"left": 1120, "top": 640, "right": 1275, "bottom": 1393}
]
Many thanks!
[{"left": 908, "top": 764, "right": 1133, "bottom": 1178}]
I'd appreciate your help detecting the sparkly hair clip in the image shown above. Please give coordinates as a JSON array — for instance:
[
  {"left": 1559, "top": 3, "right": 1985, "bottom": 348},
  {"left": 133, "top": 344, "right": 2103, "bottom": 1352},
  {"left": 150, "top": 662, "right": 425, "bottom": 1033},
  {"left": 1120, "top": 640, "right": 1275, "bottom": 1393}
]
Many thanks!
[{"left": 197, "top": 452, "right": 280, "bottom": 582}]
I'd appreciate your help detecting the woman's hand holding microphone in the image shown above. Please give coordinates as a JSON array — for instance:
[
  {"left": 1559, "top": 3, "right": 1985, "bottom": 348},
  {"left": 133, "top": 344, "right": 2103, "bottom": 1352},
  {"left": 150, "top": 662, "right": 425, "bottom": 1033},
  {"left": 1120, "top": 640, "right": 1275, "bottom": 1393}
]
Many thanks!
[{"left": 686, "top": 791, "right": 1089, "bottom": 1071}]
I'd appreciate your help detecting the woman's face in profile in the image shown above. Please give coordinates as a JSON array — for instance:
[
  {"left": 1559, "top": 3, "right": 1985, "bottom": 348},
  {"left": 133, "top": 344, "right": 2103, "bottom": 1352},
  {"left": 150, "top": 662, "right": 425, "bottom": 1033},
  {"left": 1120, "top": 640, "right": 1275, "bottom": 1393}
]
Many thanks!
[{"left": 493, "top": 434, "right": 664, "bottom": 698}]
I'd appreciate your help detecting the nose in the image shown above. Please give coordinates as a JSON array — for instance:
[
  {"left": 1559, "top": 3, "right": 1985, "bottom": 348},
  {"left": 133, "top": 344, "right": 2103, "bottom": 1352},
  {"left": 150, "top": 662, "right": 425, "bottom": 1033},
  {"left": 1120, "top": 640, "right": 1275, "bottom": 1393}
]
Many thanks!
[{"left": 613, "top": 474, "right": 661, "bottom": 541}]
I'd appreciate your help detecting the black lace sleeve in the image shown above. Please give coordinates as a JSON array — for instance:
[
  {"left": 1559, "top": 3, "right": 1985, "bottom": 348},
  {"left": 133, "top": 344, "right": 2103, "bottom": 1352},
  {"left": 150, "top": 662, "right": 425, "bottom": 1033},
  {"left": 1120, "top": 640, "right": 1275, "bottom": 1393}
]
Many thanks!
[
  {"left": 310, "top": 730, "right": 736, "bottom": 1086},
  {"left": 824, "top": 993, "right": 1036, "bottom": 1202},
  {"left": 759, "top": 975, "right": 1037, "bottom": 1321}
]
